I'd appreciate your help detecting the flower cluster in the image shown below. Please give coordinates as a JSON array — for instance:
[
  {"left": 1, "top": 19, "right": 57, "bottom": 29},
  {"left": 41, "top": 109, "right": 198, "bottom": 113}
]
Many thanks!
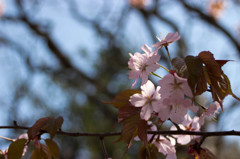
[{"left": 127, "top": 32, "right": 221, "bottom": 159}]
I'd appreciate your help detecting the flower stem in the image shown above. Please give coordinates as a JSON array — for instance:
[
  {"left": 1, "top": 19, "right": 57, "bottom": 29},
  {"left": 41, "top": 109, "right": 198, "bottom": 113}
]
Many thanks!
[
  {"left": 150, "top": 72, "right": 162, "bottom": 79},
  {"left": 0, "top": 136, "right": 14, "bottom": 142},
  {"left": 157, "top": 63, "right": 169, "bottom": 72},
  {"left": 164, "top": 46, "right": 173, "bottom": 68},
  {"left": 185, "top": 96, "right": 207, "bottom": 111}
]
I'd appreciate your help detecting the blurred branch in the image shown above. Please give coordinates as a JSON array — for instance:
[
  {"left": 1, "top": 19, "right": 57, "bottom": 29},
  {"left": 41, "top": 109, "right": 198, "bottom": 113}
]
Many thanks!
[
  {"left": 1, "top": 0, "right": 115, "bottom": 98},
  {"left": 99, "top": 136, "right": 110, "bottom": 159},
  {"left": 179, "top": 0, "right": 240, "bottom": 54}
]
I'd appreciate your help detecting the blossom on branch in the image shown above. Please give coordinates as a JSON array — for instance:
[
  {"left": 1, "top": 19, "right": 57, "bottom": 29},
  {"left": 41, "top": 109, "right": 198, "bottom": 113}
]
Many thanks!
[
  {"left": 128, "top": 44, "right": 160, "bottom": 87},
  {"left": 156, "top": 73, "right": 198, "bottom": 124},
  {"left": 152, "top": 136, "right": 177, "bottom": 159},
  {"left": 152, "top": 32, "right": 180, "bottom": 51},
  {"left": 158, "top": 73, "right": 193, "bottom": 100},
  {"left": 199, "top": 101, "right": 220, "bottom": 125},
  {"left": 129, "top": 80, "right": 161, "bottom": 120},
  {"left": 171, "top": 114, "right": 200, "bottom": 145},
  {"left": 157, "top": 97, "right": 195, "bottom": 124}
]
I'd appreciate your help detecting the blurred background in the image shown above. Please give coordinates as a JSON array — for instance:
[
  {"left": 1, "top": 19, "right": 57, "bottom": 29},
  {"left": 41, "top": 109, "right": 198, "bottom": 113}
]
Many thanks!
[{"left": 0, "top": 0, "right": 240, "bottom": 158}]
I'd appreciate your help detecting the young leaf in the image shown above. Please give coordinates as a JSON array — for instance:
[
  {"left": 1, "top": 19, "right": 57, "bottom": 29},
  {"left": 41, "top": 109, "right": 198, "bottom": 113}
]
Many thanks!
[
  {"left": 45, "top": 139, "right": 60, "bottom": 159},
  {"left": 0, "top": 150, "right": 4, "bottom": 159},
  {"left": 137, "top": 120, "right": 148, "bottom": 145},
  {"left": 103, "top": 89, "right": 141, "bottom": 109},
  {"left": 172, "top": 57, "right": 188, "bottom": 78},
  {"left": 195, "top": 67, "right": 208, "bottom": 96},
  {"left": 138, "top": 144, "right": 158, "bottom": 159},
  {"left": 118, "top": 105, "right": 141, "bottom": 123},
  {"left": 198, "top": 148, "right": 217, "bottom": 159},
  {"left": 184, "top": 55, "right": 203, "bottom": 95},
  {"left": 198, "top": 51, "right": 236, "bottom": 110},
  {"left": 30, "top": 147, "right": 48, "bottom": 159},
  {"left": 121, "top": 113, "right": 141, "bottom": 148},
  {"left": 28, "top": 116, "right": 64, "bottom": 140},
  {"left": 7, "top": 139, "right": 27, "bottom": 159}
]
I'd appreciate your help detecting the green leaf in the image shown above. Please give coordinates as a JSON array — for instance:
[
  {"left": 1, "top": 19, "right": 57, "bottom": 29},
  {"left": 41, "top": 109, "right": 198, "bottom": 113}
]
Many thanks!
[
  {"left": 103, "top": 89, "right": 141, "bottom": 109},
  {"left": 7, "top": 139, "right": 27, "bottom": 159},
  {"left": 45, "top": 139, "right": 60, "bottom": 159}
]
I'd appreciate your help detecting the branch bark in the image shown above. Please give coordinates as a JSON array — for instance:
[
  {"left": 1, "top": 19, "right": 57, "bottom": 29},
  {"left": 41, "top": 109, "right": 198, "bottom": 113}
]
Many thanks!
[{"left": 1, "top": 125, "right": 240, "bottom": 138}]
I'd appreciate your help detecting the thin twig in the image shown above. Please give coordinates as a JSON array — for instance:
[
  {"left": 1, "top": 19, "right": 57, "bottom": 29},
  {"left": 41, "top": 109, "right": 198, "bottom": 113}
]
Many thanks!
[{"left": 99, "top": 136, "right": 110, "bottom": 159}]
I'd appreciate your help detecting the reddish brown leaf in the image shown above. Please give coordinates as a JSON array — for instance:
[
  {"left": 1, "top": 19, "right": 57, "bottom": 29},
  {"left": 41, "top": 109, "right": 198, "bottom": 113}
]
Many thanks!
[
  {"left": 198, "top": 51, "right": 222, "bottom": 76},
  {"left": 121, "top": 113, "right": 141, "bottom": 148},
  {"left": 55, "top": 116, "right": 64, "bottom": 130},
  {"left": 28, "top": 116, "right": 64, "bottom": 140},
  {"left": 195, "top": 68, "right": 208, "bottom": 96},
  {"left": 137, "top": 120, "right": 148, "bottom": 145},
  {"left": 138, "top": 144, "right": 158, "bottom": 159},
  {"left": 118, "top": 106, "right": 141, "bottom": 123},
  {"left": 215, "top": 60, "right": 232, "bottom": 67},
  {"left": 7, "top": 139, "right": 27, "bottom": 159},
  {"left": 30, "top": 147, "right": 49, "bottom": 159},
  {"left": 103, "top": 89, "right": 141, "bottom": 109},
  {"left": 172, "top": 57, "right": 188, "bottom": 78},
  {"left": 45, "top": 139, "right": 60, "bottom": 159},
  {"left": 198, "top": 51, "right": 232, "bottom": 110},
  {"left": 0, "top": 150, "right": 4, "bottom": 159},
  {"left": 198, "top": 148, "right": 217, "bottom": 159},
  {"left": 184, "top": 55, "right": 203, "bottom": 95},
  {"left": 28, "top": 117, "right": 50, "bottom": 140}
]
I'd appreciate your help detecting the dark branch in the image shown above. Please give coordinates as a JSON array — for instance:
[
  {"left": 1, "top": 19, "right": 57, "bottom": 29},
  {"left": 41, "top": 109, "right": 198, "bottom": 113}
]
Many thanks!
[
  {"left": 99, "top": 136, "right": 110, "bottom": 159},
  {"left": 1, "top": 125, "right": 240, "bottom": 138}
]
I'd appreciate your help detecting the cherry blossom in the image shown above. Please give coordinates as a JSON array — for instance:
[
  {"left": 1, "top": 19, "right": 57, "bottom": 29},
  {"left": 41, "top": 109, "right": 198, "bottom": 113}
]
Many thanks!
[
  {"left": 129, "top": 80, "right": 161, "bottom": 120},
  {"left": 199, "top": 101, "right": 220, "bottom": 125},
  {"left": 157, "top": 97, "right": 195, "bottom": 124},
  {"left": 171, "top": 114, "right": 200, "bottom": 145},
  {"left": 152, "top": 135, "right": 177, "bottom": 159},
  {"left": 152, "top": 32, "right": 180, "bottom": 51},
  {"left": 128, "top": 45, "right": 160, "bottom": 87},
  {"left": 158, "top": 73, "right": 193, "bottom": 100},
  {"left": 0, "top": 0, "right": 4, "bottom": 17}
]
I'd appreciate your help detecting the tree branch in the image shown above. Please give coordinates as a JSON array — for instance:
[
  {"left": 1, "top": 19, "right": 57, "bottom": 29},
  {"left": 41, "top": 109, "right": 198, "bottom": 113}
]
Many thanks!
[
  {"left": 1, "top": 125, "right": 240, "bottom": 138},
  {"left": 179, "top": 0, "right": 240, "bottom": 54},
  {"left": 99, "top": 136, "right": 110, "bottom": 159}
]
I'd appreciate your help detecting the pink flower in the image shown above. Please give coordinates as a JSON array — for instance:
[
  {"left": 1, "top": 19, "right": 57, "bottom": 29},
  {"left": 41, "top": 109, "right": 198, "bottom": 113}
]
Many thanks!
[
  {"left": 152, "top": 136, "right": 177, "bottom": 159},
  {"left": 171, "top": 114, "right": 200, "bottom": 145},
  {"left": 129, "top": 80, "right": 161, "bottom": 120},
  {"left": 199, "top": 101, "right": 220, "bottom": 125},
  {"left": 158, "top": 73, "right": 193, "bottom": 100},
  {"left": 128, "top": 45, "right": 160, "bottom": 87},
  {"left": 0, "top": 0, "right": 4, "bottom": 17},
  {"left": 156, "top": 73, "right": 198, "bottom": 124},
  {"left": 152, "top": 32, "right": 180, "bottom": 50},
  {"left": 157, "top": 97, "right": 194, "bottom": 124}
]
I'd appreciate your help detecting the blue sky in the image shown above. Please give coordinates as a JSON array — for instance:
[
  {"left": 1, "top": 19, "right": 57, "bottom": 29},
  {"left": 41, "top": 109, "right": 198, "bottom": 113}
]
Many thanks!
[{"left": 0, "top": 0, "right": 240, "bottom": 150}]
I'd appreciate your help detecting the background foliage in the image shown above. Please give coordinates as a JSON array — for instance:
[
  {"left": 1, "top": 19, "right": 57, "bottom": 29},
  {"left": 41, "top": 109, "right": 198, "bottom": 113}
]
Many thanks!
[{"left": 0, "top": 0, "right": 240, "bottom": 158}]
